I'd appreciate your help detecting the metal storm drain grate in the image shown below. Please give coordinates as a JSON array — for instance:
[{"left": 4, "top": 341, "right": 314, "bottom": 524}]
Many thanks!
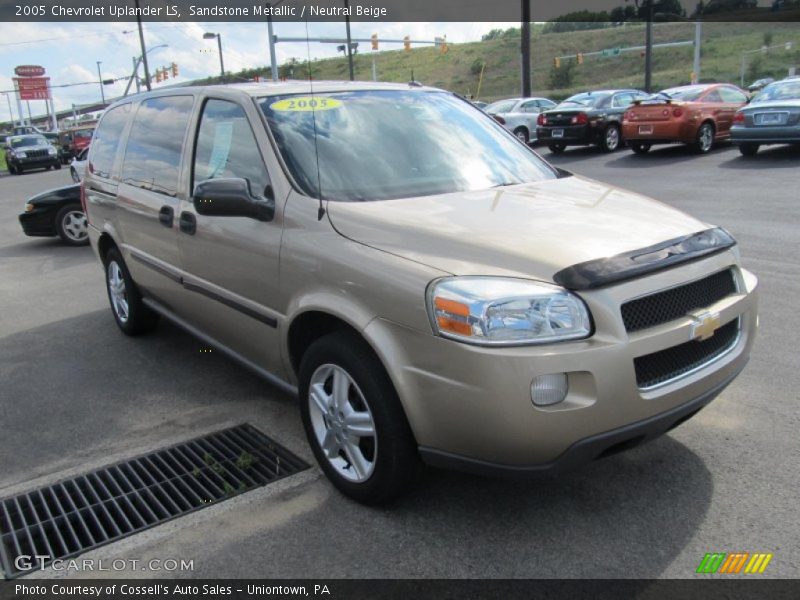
[{"left": 0, "top": 424, "right": 308, "bottom": 579}]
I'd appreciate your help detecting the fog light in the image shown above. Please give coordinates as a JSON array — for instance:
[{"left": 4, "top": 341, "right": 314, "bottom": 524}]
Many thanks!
[{"left": 531, "top": 373, "right": 568, "bottom": 406}]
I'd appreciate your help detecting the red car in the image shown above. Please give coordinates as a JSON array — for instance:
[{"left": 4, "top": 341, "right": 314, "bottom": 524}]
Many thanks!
[{"left": 622, "top": 83, "right": 748, "bottom": 154}]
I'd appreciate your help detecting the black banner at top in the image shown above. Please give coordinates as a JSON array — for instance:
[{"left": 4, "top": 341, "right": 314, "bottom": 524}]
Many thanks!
[{"left": 1, "top": 0, "right": 800, "bottom": 22}]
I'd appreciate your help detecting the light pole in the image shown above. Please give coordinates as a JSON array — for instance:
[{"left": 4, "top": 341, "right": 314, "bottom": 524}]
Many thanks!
[
  {"left": 1, "top": 92, "right": 15, "bottom": 126},
  {"left": 266, "top": 0, "right": 285, "bottom": 82},
  {"left": 204, "top": 32, "right": 225, "bottom": 83},
  {"left": 96, "top": 61, "right": 106, "bottom": 105},
  {"left": 123, "top": 44, "right": 168, "bottom": 97},
  {"left": 134, "top": 0, "right": 151, "bottom": 91},
  {"left": 344, "top": 0, "right": 354, "bottom": 81}
]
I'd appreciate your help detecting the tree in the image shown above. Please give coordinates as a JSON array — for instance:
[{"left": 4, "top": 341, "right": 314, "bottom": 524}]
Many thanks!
[
  {"left": 549, "top": 59, "right": 575, "bottom": 89},
  {"left": 763, "top": 32, "right": 774, "bottom": 47}
]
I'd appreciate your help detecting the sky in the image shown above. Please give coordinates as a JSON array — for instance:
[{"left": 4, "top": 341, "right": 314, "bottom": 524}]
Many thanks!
[{"left": 0, "top": 21, "right": 514, "bottom": 123}]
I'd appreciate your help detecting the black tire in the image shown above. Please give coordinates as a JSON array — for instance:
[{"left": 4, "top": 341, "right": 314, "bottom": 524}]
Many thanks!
[
  {"left": 513, "top": 127, "right": 529, "bottom": 144},
  {"left": 692, "top": 122, "right": 715, "bottom": 154},
  {"left": 103, "top": 247, "right": 159, "bottom": 336},
  {"left": 70, "top": 168, "right": 80, "bottom": 183},
  {"left": 738, "top": 143, "right": 760, "bottom": 156},
  {"left": 55, "top": 205, "right": 90, "bottom": 246},
  {"left": 299, "top": 331, "right": 420, "bottom": 505},
  {"left": 599, "top": 123, "right": 621, "bottom": 152},
  {"left": 7, "top": 163, "right": 17, "bottom": 175},
  {"left": 54, "top": 162, "right": 62, "bottom": 170},
  {"left": 629, "top": 141, "right": 652, "bottom": 154},
  {"left": 548, "top": 141, "right": 566, "bottom": 154}
]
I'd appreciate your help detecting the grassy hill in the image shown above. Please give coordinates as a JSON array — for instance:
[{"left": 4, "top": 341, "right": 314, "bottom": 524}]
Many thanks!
[{"left": 252, "top": 22, "right": 800, "bottom": 101}]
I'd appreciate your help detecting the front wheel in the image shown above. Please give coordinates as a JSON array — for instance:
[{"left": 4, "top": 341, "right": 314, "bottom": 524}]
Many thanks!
[
  {"left": 55, "top": 205, "right": 89, "bottom": 246},
  {"left": 299, "top": 331, "right": 419, "bottom": 505},
  {"left": 738, "top": 143, "right": 760, "bottom": 156},
  {"left": 629, "top": 141, "right": 652, "bottom": 154},
  {"left": 513, "top": 127, "right": 529, "bottom": 144},
  {"left": 599, "top": 124, "right": 621, "bottom": 152},
  {"left": 548, "top": 141, "right": 566, "bottom": 154},
  {"left": 104, "top": 248, "right": 159, "bottom": 336},
  {"left": 693, "top": 122, "right": 715, "bottom": 154}
]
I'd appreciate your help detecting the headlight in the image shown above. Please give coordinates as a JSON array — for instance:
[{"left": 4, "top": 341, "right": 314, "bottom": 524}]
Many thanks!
[
  {"left": 16, "top": 151, "right": 26, "bottom": 158},
  {"left": 24, "top": 203, "right": 34, "bottom": 212},
  {"left": 47, "top": 147, "right": 56, "bottom": 155},
  {"left": 426, "top": 277, "right": 592, "bottom": 346}
]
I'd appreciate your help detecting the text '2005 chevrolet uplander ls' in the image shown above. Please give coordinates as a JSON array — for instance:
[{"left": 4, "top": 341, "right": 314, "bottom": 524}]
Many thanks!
[{"left": 83, "top": 82, "right": 758, "bottom": 504}]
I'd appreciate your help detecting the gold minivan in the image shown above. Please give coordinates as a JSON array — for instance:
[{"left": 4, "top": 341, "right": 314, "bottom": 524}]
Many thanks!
[{"left": 84, "top": 83, "right": 758, "bottom": 504}]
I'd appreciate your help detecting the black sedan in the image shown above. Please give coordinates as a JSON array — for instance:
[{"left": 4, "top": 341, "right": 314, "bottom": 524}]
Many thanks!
[
  {"left": 5, "top": 134, "right": 61, "bottom": 174},
  {"left": 731, "top": 78, "right": 800, "bottom": 156},
  {"left": 19, "top": 184, "right": 88, "bottom": 246},
  {"left": 536, "top": 89, "right": 648, "bottom": 153}
]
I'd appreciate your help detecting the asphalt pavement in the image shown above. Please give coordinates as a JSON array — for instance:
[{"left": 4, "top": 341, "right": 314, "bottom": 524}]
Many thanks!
[{"left": 0, "top": 141, "right": 798, "bottom": 579}]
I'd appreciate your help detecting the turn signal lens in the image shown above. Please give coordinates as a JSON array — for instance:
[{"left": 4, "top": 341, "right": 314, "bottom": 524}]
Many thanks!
[
  {"left": 433, "top": 297, "right": 472, "bottom": 336},
  {"left": 531, "top": 373, "right": 569, "bottom": 407}
]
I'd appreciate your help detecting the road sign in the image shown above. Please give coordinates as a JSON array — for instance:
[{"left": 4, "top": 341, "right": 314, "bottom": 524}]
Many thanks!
[
  {"left": 14, "top": 76, "right": 50, "bottom": 100},
  {"left": 601, "top": 47, "right": 621, "bottom": 57}
]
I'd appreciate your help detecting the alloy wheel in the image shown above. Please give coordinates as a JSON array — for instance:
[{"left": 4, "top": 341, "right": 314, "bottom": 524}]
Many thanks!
[
  {"left": 107, "top": 261, "right": 129, "bottom": 323},
  {"left": 308, "top": 363, "right": 377, "bottom": 482},
  {"left": 61, "top": 210, "right": 88, "bottom": 243},
  {"left": 699, "top": 125, "right": 713, "bottom": 152},
  {"left": 605, "top": 126, "right": 619, "bottom": 151}
]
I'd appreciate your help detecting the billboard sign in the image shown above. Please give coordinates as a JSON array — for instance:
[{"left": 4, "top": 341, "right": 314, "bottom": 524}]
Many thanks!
[
  {"left": 14, "top": 77, "right": 51, "bottom": 100},
  {"left": 14, "top": 65, "right": 46, "bottom": 77}
]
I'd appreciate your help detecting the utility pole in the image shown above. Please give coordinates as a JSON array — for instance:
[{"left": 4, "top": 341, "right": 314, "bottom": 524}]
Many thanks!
[
  {"left": 96, "top": 61, "right": 106, "bottom": 105},
  {"left": 521, "top": 0, "right": 531, "bottom": 98},
  {"left": 344, "top": 0, "right": 355, "bottom": 81},
  {"left": 2, "top": 93, "right": 16, "bottom": 127},
  {"left": 644, "top": 1, "right": 653, "bottom": 93},
  {"left": 693, "top": 20, "right": 702, "bottom": 83},
  {"left": 133, "top": 57, "right": 141, "bottom": 93},
  {"left": 203, "top": 33, "right": 225, "bottom": 82},
  {"left": 135, "top": 0, "right": 151, "bottom": 91},
  {"left": 267, "top": 13, "right": 278, "bottom": 81}
]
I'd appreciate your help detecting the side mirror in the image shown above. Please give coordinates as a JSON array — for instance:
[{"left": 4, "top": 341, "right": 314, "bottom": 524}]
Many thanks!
[{"left": 192, "top": 178, "right": 275, "bottom": 222}]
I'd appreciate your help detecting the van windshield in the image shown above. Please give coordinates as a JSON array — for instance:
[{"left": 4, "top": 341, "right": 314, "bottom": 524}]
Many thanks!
[{"left": 259, "top": 90, "right": 556, "bottom": 202}]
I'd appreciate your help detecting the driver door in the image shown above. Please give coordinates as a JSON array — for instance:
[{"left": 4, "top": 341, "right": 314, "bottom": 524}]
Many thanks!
[{"left": 174, "top": 97, "right": 285, "bottom": 374}]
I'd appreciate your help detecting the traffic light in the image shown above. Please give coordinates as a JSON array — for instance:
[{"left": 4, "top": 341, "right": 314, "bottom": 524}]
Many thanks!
[
  {"left": 371, "top": 33, "right": 378, "bottom": 51},
  {"left": 171, "top": 62, "right": 179, "bottom": 77},
  {"left": 404, "top": 35, "right": 411, "bottom": 52},
  {"left": 577, "top": 53, "right": 584, "bottom": 65},
  {"left": 554, "top": 57, "right": 561, "bottom": 69},
  {"left": 154, "top": 68, "right": 162, "bottom": 83}
]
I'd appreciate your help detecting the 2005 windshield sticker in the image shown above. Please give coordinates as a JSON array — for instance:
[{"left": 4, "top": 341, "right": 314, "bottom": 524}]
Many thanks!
[{"left": 270, "top": 96, "right": 343, "bottom": 112}]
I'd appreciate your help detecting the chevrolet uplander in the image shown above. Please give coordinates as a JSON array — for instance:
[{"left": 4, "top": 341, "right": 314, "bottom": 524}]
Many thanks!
[{"left": 84, "top": 82, "right": 758, "bottom": 504}]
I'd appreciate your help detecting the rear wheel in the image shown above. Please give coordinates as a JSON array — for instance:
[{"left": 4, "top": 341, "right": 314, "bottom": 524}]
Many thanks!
[
  {"left": 693, "top": 122, "right": 715, "bottom": 154},
  {"left": 103, "top": 248, "right": 159, "bottom": 336},
  {"left": 55, "top": 205, "right": 89, "bottom": 246},
  {"left": 548, "top": 141, "right": 566, "bottom": 154},
  {"left": 513, "top": 127, "right": 529, "bottom": 144},
  {"left": 600, "top": 124, "right": 621, "bottom": 152},
  {"left": 54, "top": 162, "right": 62, "bottom": 170},
  {"left": 8, "top": 164, "right": 17, "bottom": 175},
  {"left": 299, "top": 331, "right": 419, "bottom": 505},
  {"left": 629, "top": 141, "right": 652, "bottom": 154},
  {"left": 738, "top": 143, "right": 760, "bottom": 156}
]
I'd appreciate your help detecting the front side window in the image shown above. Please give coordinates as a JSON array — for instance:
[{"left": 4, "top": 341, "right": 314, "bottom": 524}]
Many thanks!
[
  {"left": 719, "top": 87, "right": 747, "bottom": 103},
  {"left": 520, "top": 101, "right": 540, "bottom": 113},
  {"left": 89, "top": 104, "right": 130, "bottom": 179},
  {"left": 703, "top": 89, "right": 723, "bottom": 103},
  {"left": 121, "top": 96, "right": 193, "bottom": 197},
  {"left": 193, "top": 99, "right": 269, "bottom": 197},
  {"left": 260, "top": 90, "right": 557, "bottom": 202},
  {"left": 612, "top": 93, "right": 633, "bottom": 108}
]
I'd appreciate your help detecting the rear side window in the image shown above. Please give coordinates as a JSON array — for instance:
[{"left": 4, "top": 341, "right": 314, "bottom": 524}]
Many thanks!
[
  {"left": 90, "top": 104, "right": 130, "bottom": 179},
  {"left": 192, "top": 99, "right": 270, "bottom": 197},
  {"left": 121, "top": 96, "right": 193, "bottom": 197}
]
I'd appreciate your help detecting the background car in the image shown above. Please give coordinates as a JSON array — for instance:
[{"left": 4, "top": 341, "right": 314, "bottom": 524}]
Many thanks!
[
  {"left": 536, "top": 89, "right": 648, "bottom": 153},
  {"left": 748, "top": 77, "right": 775, "bottom": 93},
  {"left": 731, "top": 78, "right": 800, "bottom": 156},
  {"left": 471, "top": 100, "right": 488, "bottom": 110},
  {"left": 70, "top": 147, "right": 89, "bottom": 182},
  {"left": 18, "top": 183, "right": 87, "bottom": 246},
  {"left": 485, "top": 97, "right": 557, "bottom": 143},
  {"left": 58, "top": 125, "right": 95, "bottom": 164},
  {"left": 5, "top": 134, "right": 61, "bottom": 174},
  {"left": 622, "top": 83, "right": 749, "bottom": 154}
]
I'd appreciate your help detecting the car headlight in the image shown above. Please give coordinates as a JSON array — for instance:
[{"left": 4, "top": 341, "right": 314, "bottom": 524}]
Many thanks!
[
  {"left": 16, "top": 151, "right": 26, "bottom": 158},
  {"left": 24, "top": 203, "right": 34, "bottom": 212},
  {"left": 426, "top": 277, "right": 592, "bottom": 346},
  {"left": 47, "top": 147, "right": 56, "bottom": 155}
]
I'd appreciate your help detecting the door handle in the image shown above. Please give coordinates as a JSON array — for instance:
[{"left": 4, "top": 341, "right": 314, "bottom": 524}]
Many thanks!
[
  {"left": 179, "top": 211, "right": 197, "bottom": 235},
  {"left": 158, "top": 206, "right": 174, "bottom": 228}
]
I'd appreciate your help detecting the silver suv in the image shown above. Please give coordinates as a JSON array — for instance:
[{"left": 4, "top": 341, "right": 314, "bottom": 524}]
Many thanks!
[{"left": 84, "top": 82, "right": 758, "bottom": 504}]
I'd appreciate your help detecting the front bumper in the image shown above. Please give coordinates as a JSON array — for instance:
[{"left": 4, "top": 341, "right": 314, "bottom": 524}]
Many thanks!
[
  {"left": 365, "top": 251, "right": 757, "bottom": 469},
  {"left": 11, "top": 155, "right": 59, "bottom": 169},
  {"left": 19, "top": 209, "right": 57, "bottom": 237}
]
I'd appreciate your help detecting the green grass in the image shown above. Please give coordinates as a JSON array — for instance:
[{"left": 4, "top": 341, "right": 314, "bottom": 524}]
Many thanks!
[
  {"left": 250, "top": 22, "right": 800, "bottom": 101},
  {"left": 0, "top": 149, "right": 6, "bottom": 172}
]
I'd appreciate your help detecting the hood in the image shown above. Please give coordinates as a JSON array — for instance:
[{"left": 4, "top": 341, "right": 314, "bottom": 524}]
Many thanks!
[
  {"left": 29, "top": 184, "right": 81, "bottom": 205},
  {"left": 327, "top": 175, "right": 709, "bottom": 282}
]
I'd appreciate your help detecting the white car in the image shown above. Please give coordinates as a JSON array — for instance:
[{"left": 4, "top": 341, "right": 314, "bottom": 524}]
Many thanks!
[
  {"left": 70, "top": 148, "right": 88, "bottom": 183},
  {"left": 485, "top": 97, "right": 557, "bottom": 144}
]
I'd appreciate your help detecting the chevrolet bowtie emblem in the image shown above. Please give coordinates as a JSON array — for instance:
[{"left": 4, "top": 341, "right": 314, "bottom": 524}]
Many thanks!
[{"left": 691, "top": 311, "right": 721, "bottom": 341}]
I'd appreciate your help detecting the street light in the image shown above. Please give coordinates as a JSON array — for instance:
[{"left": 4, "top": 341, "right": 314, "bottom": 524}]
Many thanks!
[
  {"left": 1, "top": 92, "right": 17, "bottom": 126},
  {"left": 96, "top": 61, "right": 106, "bottom": 105},
  {"left": 204, "top": 32, "right": 226, "bottom": 83},
  {"left": 123, "top": 44, "right": 168, "bottom": 97}
]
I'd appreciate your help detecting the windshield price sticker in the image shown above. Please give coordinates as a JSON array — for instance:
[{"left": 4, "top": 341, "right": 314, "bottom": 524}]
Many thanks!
[{"left": 270, "top": 97, "right": 342, "bottom": 112}]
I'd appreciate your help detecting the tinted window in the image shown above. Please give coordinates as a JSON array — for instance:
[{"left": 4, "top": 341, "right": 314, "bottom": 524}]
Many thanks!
[
  {"left": 193, "top": 99, "right": 269, "bottom": 197},
  {"left": 519, "top": 100, "right": 540, "bottom": 113},
  {"left": 719, "top": 87, "right": 747, "bottom": 103},
  {"left": 559, "top": 92, "right": 611, "bottom": 108},
  {"left": 612, "top": 93, "right": 633, "bottom": 107},
  {"left": 661, "top": 86, "right": 707, "bottom": 101},
  {"left": 539, "top": 99, "right": 556, "bottom": 109},
  {"left": 754, "top": 80, "right": 800, "bottom": 102},
  {"left": 486, "top": 99, "right": 517, "bottom": 114},
  {"left": 703, "top": 89, "right": 723, "bottom": 103},
  {"left": 121, "top": 96, "right": 193, "bottom": 197},
  {"left": 90, "top": 104, "right": 130, "bottom": 179},
  {"left": 261, "top": 90, "right": 556, "bottom": 202}
]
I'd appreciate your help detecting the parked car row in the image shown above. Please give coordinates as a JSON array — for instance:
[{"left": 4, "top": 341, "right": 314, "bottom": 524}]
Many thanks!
[{"left": 482, "top": 76, "right": 800, "bottom": 157}]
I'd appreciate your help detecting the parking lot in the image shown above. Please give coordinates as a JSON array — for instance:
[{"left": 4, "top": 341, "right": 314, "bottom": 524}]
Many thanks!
[{"left": 1, "top": 141, "right": 798, "bottom": 579}]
